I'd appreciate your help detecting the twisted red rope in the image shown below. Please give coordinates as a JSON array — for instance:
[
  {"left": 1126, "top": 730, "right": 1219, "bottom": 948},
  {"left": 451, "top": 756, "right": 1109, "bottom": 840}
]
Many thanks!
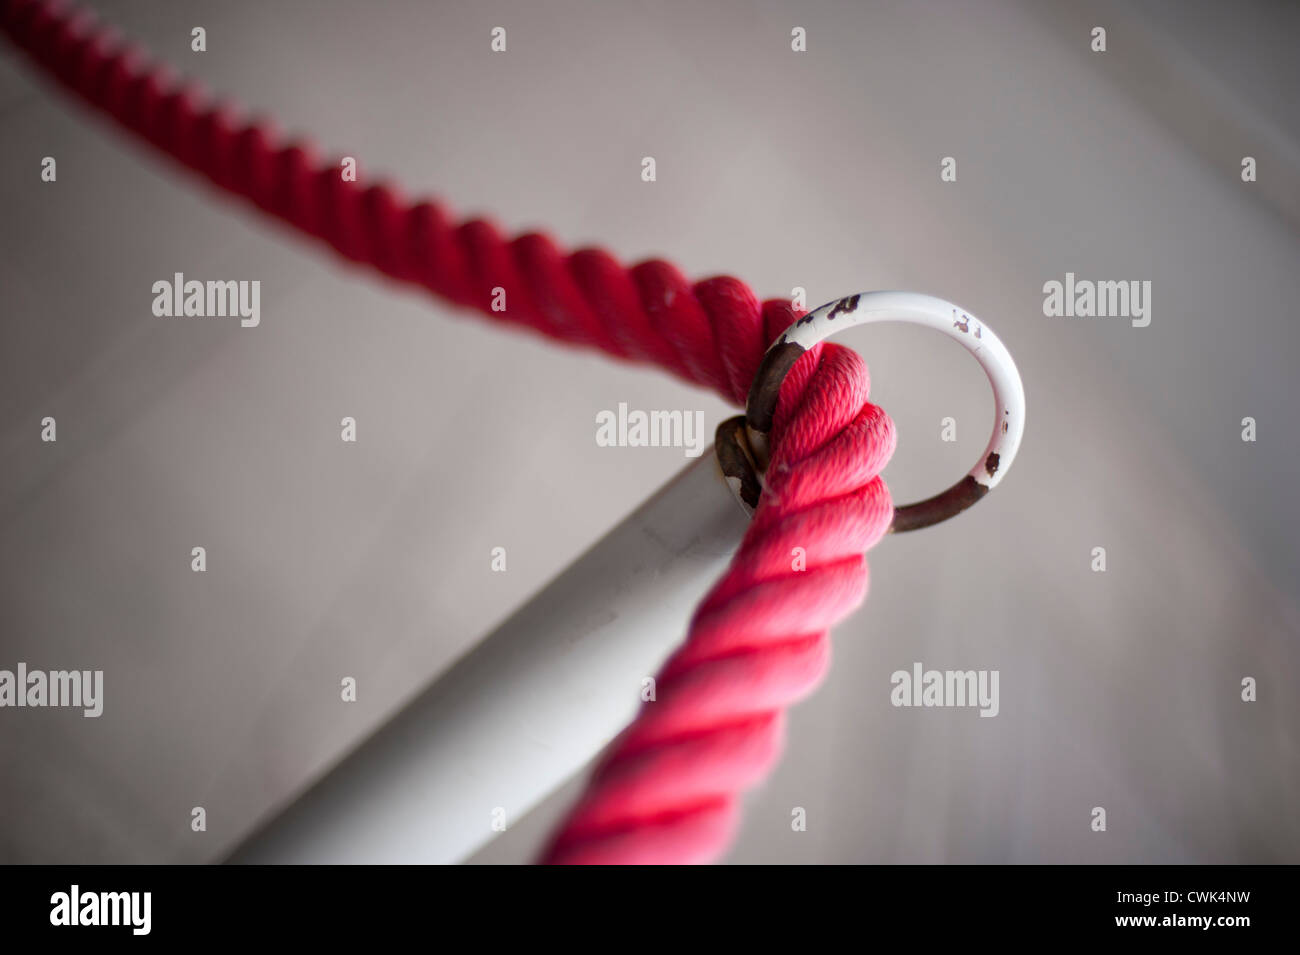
[
  {"left": 541, "top": 347, "right": 894, "bottom": 863},
  {"left": 3, "top": 0, "right": 895, "bottom": 864}
]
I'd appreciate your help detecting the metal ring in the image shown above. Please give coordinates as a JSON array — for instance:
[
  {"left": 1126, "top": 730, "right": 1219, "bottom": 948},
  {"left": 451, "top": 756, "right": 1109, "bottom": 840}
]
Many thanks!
[{"left": 715, "top": 291, "right": 1026, "bottom": 533}]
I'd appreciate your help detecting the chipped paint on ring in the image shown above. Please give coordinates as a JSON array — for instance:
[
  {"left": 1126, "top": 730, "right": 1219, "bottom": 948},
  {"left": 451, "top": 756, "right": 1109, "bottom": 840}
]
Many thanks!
[{"left": 721, "top": 291, "right": 1026, "bottom": 532}]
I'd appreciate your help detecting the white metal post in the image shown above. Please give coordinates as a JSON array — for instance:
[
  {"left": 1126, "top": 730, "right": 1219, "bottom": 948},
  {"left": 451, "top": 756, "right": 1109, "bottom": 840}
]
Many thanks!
[{"left": 227, "top": 451, "right": 748, "bottom": 864}]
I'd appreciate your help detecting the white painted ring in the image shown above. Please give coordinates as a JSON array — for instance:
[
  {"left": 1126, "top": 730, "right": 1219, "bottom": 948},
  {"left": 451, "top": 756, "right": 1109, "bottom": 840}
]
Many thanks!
[{"left": 743, "top": 291, "right": 1025, "bottom": 531}]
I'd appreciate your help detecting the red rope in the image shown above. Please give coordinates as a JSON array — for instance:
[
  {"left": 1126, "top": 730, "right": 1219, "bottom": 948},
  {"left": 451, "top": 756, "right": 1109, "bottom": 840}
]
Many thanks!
[
  {"left": 2, "top": 0, "right": 895, "bottom": 864},
  {"left": 541, "top": 348, "right": 894, "bottom": 863}
]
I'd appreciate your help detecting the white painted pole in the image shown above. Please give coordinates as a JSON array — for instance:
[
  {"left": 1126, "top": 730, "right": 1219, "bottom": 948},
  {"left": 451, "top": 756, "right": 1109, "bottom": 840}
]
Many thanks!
[{"left": 227, "top": 450, "right": 748, "bottom": 864}]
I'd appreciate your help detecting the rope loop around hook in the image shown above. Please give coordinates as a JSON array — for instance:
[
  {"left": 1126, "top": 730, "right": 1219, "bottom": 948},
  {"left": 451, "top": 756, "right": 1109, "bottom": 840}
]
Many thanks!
[{"left": 716, "top": 291, "right": 1026, "bottom": 533}]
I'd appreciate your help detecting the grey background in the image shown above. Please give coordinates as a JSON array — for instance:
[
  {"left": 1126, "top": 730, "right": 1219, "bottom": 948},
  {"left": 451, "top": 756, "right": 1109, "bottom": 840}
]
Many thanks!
[{"left": 1, "top": 0, "right": 1297, "bottom": 864}]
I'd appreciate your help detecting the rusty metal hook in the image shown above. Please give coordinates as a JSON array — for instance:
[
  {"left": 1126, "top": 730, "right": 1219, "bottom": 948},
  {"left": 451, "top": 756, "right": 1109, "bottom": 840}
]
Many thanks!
[{"left": 716, "top": 291, "right": 1026, "bottom": 532}]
